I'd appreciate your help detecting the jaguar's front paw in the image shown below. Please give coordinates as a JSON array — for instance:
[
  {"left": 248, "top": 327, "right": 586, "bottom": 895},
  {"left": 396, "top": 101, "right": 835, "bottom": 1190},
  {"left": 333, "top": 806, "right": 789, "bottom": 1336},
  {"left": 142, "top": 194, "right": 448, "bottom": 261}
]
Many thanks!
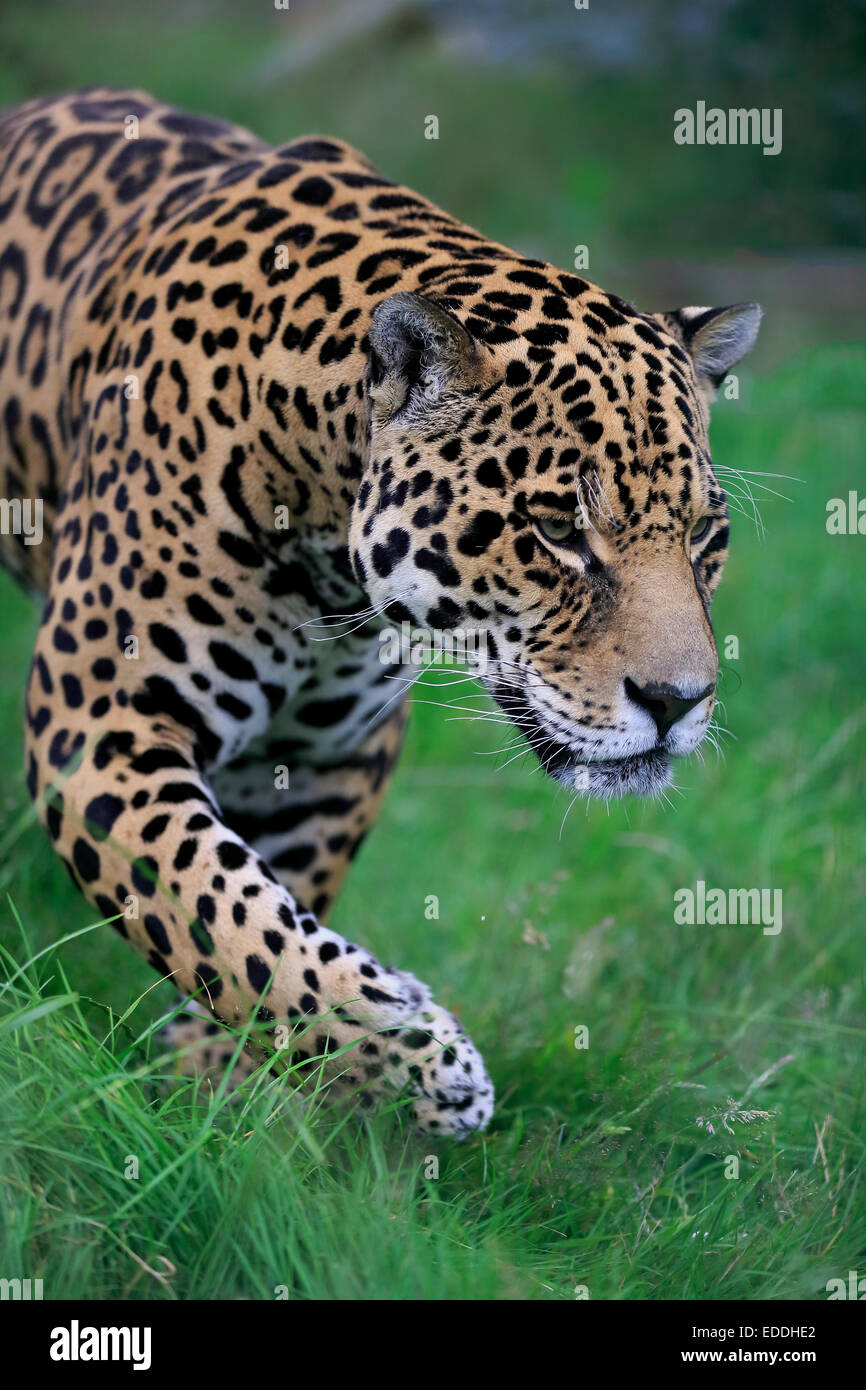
[{"left": 375, "top": 1002, "right": 494, "bottom": 1136}]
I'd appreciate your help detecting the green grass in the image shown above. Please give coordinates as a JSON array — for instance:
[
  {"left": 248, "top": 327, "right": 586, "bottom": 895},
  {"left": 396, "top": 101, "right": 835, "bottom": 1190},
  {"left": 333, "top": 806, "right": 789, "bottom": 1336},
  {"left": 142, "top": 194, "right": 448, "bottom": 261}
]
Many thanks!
[{"left": 1, "top": 345, "right": 864, "bottom": 1299}]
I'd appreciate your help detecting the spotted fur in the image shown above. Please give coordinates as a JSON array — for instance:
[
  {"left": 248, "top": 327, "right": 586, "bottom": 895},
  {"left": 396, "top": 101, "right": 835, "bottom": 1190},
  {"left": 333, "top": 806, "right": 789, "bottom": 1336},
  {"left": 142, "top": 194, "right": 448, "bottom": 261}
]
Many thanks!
[{"left": 0, "top": 90, "right": 761, "bottom": 1132}]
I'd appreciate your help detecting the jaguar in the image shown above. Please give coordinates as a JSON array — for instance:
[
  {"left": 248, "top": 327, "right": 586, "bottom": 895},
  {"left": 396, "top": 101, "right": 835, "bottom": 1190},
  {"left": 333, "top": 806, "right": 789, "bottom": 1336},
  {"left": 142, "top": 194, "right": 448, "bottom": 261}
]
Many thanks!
[{"left": 0, "top": 89, "right": 761, "bottom": 1133}]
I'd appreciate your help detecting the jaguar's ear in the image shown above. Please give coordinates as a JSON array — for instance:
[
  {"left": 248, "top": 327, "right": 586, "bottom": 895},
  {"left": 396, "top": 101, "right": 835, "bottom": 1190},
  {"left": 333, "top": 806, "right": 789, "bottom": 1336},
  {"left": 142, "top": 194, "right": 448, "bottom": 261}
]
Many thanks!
[
  {"left": 367, "top": 292, "right": 481, "bottom": 423},
  {"left": 658, "top": 302, "right": 762, "bottom": 404}
]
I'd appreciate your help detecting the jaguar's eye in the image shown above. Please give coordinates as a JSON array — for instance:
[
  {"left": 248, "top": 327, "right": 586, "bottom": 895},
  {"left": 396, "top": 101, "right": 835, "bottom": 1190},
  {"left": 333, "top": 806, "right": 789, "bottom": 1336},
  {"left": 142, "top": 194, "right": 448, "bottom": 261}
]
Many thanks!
[
  {"left": 690, "top": 516, "right": 713, "bottom": 545},
  {"left": 537, "top": 516, "right": 581, "bottom": 544}
]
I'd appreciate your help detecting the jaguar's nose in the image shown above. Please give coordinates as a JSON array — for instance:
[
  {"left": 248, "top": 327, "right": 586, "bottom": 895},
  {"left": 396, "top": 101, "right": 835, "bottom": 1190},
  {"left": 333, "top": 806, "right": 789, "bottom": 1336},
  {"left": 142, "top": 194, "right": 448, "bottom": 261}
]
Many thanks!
[{"left": 624, "top": 678, "right": 714, "bottom": 740}]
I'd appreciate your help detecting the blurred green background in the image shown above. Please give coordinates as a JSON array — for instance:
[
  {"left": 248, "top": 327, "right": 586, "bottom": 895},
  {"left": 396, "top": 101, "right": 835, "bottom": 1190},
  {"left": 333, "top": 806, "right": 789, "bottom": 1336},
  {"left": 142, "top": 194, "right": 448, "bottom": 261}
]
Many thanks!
[
  {"left": 0, "top": 0, "right": 864, "bottom": 1301},
  {"left": 3, "top": 0, "right": 865, "bottom": 351}
]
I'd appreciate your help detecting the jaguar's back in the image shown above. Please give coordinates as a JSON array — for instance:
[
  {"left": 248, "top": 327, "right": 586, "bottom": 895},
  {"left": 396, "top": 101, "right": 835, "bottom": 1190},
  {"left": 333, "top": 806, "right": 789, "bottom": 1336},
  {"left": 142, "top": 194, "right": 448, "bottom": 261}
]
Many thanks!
[{"left": 0, "top": 89, "right": 271, "bottom": 588}]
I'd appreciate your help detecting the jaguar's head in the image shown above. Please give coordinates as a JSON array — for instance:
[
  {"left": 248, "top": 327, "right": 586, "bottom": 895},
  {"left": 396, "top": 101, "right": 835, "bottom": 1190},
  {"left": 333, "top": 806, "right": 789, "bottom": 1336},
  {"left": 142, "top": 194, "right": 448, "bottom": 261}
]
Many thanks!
[{"left": 350, "top": 275, "right": 761, "bottom": 797}]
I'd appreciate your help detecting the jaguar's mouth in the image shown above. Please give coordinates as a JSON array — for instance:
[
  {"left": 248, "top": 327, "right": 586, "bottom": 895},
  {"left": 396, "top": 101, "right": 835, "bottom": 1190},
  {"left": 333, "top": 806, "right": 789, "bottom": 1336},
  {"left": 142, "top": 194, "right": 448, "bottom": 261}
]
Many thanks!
[
  {"left": 544, "top": 745, "right": 673, "bottom": 799},
  {"left": 490, "top": 690, "right": 672, "bottom": 799},
  {"left": 485, "top": 678, "right": 675, "bottom": 799}
]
